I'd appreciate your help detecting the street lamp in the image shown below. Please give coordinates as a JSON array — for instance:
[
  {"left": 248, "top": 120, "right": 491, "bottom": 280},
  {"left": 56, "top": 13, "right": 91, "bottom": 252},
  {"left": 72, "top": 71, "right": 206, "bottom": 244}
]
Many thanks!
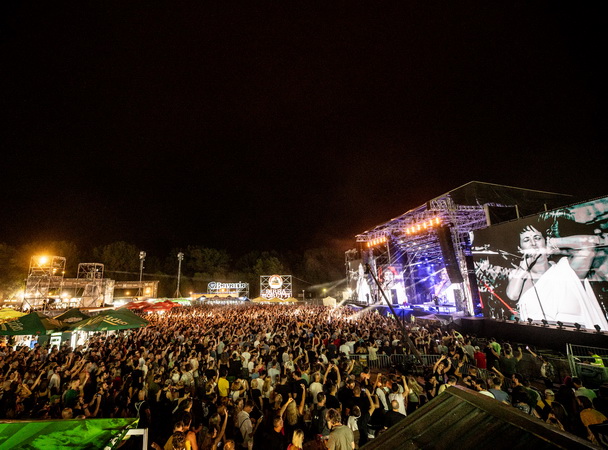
[
  {"left": 174, "top": 252, "right": 184, "bottom": 298},
  {"left": 138, "top": 251, "right": 146, "bottom": 297}
]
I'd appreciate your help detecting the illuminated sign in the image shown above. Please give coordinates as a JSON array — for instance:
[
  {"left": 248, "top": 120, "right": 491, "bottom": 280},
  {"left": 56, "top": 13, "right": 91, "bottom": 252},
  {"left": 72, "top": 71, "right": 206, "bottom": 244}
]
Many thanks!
[
  {"left": 260, "top": 275, "right": 292, "bottom": 299},
  {"left": 207, "top": 281, "right": 249, "bottom": 296}
]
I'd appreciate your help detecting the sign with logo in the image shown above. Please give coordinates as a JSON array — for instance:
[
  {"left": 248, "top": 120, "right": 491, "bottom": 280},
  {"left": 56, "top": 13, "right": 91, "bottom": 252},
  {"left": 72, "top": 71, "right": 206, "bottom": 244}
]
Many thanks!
[
  {"left": 260, "top": 275, "right": 292, "bottom": 299},
  {"left": 207, "top": 281, "right": 249, "bottom": 297}
]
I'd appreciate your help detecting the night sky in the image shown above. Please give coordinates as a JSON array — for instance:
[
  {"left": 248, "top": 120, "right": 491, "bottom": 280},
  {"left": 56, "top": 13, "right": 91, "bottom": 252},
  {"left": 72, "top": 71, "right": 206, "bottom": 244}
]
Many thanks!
[{"left": 1, "top": 2, "right": 606, "bottom": 257}]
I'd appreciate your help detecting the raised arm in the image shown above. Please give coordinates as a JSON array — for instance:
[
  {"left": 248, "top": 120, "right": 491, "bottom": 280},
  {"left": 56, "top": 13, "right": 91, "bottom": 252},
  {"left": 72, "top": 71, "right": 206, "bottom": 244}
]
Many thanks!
[{"left": 298, "top": 384, "right": 306, "bottom": 416}]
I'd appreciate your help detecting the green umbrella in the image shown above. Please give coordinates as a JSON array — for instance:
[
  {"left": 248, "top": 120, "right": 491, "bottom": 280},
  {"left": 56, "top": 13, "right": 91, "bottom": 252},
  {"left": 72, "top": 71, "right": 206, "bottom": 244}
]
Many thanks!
[
  {"left": 0, "top": 312, "right": 65, "bottom": 336},
  {"left": 67, "top": 309, "right": 149, "bottom": 331}
]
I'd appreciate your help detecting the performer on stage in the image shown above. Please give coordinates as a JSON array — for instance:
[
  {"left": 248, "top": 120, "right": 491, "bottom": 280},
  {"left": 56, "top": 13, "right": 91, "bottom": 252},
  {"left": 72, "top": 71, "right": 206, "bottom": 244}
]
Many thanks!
[{"left": 506, "top": 225, "right": 608, "bottom": 330}]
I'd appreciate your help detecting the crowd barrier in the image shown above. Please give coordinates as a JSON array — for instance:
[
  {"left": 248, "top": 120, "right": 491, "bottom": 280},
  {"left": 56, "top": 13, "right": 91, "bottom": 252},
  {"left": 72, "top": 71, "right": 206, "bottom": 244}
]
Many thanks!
[{"left": 346, "top": 353, "right": 547, "bottom": 386}]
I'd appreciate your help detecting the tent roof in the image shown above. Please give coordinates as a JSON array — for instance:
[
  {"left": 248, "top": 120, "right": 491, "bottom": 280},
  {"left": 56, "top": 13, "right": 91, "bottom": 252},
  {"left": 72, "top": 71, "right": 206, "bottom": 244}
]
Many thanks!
[
  {"left": 53, "top": 308, "right": 91, "bottom": 324},
  {"left": 66, "top": 309, "right": 149, "bottom": 332},
  {"left": 0, "top": 417, "right": 138, "bottom": 449},
  {"left": 0, "top": 312, "right": 65, "bottom": 336},
  {"left": 0, "top": 309, "right": 25, "bottom": 323}
]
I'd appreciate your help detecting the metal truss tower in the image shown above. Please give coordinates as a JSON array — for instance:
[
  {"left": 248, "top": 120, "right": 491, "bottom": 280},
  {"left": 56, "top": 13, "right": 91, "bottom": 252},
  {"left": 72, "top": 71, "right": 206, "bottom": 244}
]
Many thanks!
[
  {"left": 76, "top": 263, "right": 105, "bottom": 307},
  {"left": 24, "top": 256, "right": 66, "bottom": 310}
]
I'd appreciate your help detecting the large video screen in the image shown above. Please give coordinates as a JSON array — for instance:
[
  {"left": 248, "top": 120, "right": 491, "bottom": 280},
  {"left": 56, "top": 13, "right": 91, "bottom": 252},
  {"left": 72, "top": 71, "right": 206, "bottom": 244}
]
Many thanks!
[{"left": 471, "top": 196, "right": 608, "bottom": 330}]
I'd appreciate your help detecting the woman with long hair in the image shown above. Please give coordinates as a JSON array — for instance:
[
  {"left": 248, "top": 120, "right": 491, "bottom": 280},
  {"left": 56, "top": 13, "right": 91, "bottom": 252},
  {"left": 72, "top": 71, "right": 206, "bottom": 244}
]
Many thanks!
[
  {"left": 406, "top": 375, "right": 425, "bottom": 414},
  {"left": 287, "top": 428, "right": 304, "bottom": 450}
]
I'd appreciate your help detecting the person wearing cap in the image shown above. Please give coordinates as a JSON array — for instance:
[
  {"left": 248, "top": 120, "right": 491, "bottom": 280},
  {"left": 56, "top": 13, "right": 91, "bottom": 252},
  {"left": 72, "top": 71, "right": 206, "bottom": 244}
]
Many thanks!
[{"left": 473, "top": 346, "right": 486, "bottom": 369}]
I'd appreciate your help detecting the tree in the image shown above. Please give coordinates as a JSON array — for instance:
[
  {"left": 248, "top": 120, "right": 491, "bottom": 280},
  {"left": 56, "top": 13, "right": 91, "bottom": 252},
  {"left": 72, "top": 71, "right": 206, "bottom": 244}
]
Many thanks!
[
  {"left": 0, "top": 244, "right": 25, "bottom": 301},
  {"left": 92, "top": 242, "right": 141, "bottom": 280},
  {"left": 184, "top": 246, "right": 231, "bottom": 277}
]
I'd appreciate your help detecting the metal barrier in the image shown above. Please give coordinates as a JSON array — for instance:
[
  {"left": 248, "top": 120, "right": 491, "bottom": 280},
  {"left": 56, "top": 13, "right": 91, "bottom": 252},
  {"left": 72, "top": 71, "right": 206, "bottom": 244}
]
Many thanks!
[
  {"left": 349, "top": 353, "right": 391, "bottom": 370},
  {"left": 567, "top": 344, "right": 608, "bottom": 388}
]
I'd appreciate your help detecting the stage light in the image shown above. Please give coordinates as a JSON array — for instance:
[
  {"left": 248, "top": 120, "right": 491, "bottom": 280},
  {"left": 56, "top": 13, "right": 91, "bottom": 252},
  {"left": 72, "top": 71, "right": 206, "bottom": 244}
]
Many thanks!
[
  {"left": 541, "top": 319, "right": 548, "bottom": 327},
  {"left": 557, "top": 321, "right": 564, "bottom": 329},
  {"left": 514, "top": 317, "right": 520, "bottom": 323},
  {"left": 595, "top": 324, "right": 603, "bottom": 334},
  {"left": 574, "top": 323, "right": 582, "bottom": 331},
  {"left": 527, "top": 318, "right": 533, "bottom": 325}
]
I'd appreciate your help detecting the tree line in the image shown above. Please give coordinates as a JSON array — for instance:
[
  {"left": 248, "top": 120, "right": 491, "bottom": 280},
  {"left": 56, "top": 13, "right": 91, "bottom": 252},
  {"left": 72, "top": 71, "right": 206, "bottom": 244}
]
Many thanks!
[{"left": 0, "top": 241, "right": 347, "bottom": 301}]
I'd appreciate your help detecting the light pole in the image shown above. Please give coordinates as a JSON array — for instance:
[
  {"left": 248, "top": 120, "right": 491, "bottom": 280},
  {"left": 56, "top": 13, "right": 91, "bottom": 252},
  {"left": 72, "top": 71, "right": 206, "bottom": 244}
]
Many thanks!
[
  {"left": 138, "top": 251, "right": 146, "bottom": 297},
  {"left": 174, "top": 252, "right": 184, "bottom": 298}
]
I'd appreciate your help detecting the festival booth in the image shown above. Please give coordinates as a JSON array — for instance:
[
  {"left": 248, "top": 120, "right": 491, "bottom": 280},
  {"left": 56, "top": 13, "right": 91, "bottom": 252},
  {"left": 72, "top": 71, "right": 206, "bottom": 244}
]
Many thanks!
[
  {"left": 0, "top": 417, "right": 141, "bottom": 449},
  {"left": 0, "top": 311, "right": 69, "bottom": 349}
]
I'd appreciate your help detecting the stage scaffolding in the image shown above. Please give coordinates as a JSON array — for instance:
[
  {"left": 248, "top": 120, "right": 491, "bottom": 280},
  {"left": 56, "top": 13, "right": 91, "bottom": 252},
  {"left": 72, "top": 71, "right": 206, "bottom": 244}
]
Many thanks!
[
  {"left": 351, "top": 181, "right": 574, "bottom": 315},
  {"left": 23, "top": 256, "right": 66, "bottom": 310}
]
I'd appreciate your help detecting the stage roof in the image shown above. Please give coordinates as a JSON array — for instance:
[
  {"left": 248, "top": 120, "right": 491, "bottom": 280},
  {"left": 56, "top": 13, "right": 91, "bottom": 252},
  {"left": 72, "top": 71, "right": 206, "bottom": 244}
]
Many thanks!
[{"left": 355, "top": 181, "right": 574, "bottom": 244}]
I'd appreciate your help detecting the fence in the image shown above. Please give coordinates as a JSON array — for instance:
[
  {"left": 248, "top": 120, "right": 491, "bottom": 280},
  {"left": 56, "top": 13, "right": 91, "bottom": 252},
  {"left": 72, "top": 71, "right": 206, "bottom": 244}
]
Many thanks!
[
  {"left": 348, "top": 351, "right": 571, "bottom": 387},
  {"left": 567, "top": 344, "right": 608, "bottom": 388}
]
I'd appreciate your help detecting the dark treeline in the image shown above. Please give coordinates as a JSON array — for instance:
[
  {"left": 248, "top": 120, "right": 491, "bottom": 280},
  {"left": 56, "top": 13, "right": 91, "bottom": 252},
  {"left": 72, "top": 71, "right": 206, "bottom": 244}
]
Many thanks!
[{"left": 0, "top": 241, "right": 347, "bottom": 300}]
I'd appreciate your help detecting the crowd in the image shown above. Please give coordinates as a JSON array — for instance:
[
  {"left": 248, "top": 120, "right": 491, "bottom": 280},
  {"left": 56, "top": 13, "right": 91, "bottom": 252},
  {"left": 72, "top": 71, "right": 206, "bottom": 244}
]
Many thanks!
[{"left": 0, "top": 303, "right": 607, "bottom": 449}]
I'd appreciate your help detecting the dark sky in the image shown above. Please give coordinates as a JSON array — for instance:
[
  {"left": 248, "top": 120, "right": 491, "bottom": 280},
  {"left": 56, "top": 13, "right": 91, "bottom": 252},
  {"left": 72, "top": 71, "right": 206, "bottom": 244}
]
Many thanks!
[{"left": 1, "top": 2, "right": 606, "bottom": 257}]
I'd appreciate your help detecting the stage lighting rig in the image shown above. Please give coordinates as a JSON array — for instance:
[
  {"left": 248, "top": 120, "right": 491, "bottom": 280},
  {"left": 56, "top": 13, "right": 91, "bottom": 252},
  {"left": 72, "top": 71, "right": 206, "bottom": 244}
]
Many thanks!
[
  {"left": 404, "top": 217, "right": 442, "bottom": 235},
  {"left": 366, "top": 235, "right": 388, "bottom": 248},
  {"left": 557, "top": 321, "right": 564, "bottom": 329},
  {"left": 574, "top": 323, "right": 582, "bottom": 331},
  {"left": 514, "top": 317, "right": 520, "bottom": 324},
  {"left": 541, "top": 319, "right": 548, "bottom": 327},
  {"left": 595, "top": 324, "right": 603, "bottom": 334},
  {"left": 527, "top": 318, "right": 533, "bottom": 325}
]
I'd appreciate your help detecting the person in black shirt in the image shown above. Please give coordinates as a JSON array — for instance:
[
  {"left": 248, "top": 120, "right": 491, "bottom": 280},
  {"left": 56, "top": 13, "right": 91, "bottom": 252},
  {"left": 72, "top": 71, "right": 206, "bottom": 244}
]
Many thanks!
[{"left": 383, "top": 399, "right": 406, "bottom": 429}]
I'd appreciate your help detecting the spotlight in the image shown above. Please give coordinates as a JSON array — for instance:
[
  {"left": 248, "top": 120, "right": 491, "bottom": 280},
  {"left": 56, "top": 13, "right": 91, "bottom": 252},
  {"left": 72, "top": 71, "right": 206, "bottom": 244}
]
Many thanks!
[
  {"left": 527, "top": 318, "right": 533, "bottom": 325},
  {"left": 574, "top": 323, "right": 582, "bottom": 331},
  {"left": 514, "top": 317, "right": 520, "bottom": 324},
  {"left": 557, "top": 321, "right": 564, "bottom": 329},
  {"left": 541, "top": 319, "right": 548, "bottom": 327},
  {"left": 595, "top": 324, "right": 603, "bottom": 334}
]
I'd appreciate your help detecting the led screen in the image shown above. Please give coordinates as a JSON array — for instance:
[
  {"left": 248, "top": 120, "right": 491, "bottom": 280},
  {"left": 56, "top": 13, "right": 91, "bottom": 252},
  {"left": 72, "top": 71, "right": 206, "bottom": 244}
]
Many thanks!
[{"left": 471, "top": 196, "right": 608, "bottom": 330}]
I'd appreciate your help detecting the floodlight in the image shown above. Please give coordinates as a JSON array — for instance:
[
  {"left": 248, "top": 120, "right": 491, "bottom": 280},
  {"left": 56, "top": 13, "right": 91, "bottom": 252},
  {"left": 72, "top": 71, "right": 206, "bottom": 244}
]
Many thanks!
[
  {"left": 514, "top": 317, "right": 520, "bottom": 324},
  {"left": 574, "top": 323, "right": 582, "bottom": 331},
  {"left": 557, "top": 321, "right": 564, "bottom": 329},
  {"left": 541, "top": 319, "right": 548, "bottom": 327},
  {"left": 595, "top": 324, "right": 603, "bottom": 334},
  {"left": 527, "top": 318, "right": 533, "bottom": 325}
]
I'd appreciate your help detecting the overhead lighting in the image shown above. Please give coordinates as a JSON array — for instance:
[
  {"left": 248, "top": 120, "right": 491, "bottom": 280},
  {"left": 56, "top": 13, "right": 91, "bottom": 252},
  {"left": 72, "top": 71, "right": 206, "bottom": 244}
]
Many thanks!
[{"left": 366, "top": 236, "right": 388, "bottom": 248}]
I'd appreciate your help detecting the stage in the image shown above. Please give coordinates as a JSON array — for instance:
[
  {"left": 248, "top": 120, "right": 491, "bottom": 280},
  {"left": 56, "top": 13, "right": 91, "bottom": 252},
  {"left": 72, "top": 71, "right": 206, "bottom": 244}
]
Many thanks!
[{"left": 349, "top": 302, "right": 608, "bottom": 352}]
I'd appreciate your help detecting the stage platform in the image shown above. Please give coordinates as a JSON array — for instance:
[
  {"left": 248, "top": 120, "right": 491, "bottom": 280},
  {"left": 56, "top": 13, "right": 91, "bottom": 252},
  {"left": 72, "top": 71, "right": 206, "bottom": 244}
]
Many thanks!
[
  {"left": 347, "top": 302, "right": 608, "bottom": 352},
  {"left": 458, "top": 317, "right": 608, "bottom": 353}
]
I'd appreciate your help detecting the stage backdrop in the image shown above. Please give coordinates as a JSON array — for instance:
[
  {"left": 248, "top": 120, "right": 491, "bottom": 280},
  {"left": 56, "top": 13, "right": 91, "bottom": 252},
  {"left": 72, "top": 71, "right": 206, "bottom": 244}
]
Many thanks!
[{"left": 471, "top": 195, "right": 608, "bottom": 331}]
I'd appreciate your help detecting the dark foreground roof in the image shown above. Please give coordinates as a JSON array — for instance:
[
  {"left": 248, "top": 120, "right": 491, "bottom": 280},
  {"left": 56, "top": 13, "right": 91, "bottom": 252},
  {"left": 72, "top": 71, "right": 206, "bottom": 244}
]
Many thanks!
[{"left": 362, "top": 386, "right": 598, "bottom": 450}]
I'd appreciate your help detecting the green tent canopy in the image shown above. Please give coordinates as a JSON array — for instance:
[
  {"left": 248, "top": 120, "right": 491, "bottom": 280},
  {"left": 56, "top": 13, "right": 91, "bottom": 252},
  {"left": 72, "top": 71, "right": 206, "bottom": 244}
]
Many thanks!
[
  {"left": 0, "top": 417, "right": 138, "bottom": 449},
  {"left": 66, "top": 309, "right": 149, "bottom": 332},
  {"left": 53, "top": 308, "right": 91, "bottom": 324},
  {"left": 0, "top": 312, "right": 65, "bottom": 336}
]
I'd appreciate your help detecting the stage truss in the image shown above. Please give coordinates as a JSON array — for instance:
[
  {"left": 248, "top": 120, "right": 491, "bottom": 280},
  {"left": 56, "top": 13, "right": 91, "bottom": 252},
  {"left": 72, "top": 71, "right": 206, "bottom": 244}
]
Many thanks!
[{"left": 24, "top": 256, "right": 67, "bottom": 310}]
